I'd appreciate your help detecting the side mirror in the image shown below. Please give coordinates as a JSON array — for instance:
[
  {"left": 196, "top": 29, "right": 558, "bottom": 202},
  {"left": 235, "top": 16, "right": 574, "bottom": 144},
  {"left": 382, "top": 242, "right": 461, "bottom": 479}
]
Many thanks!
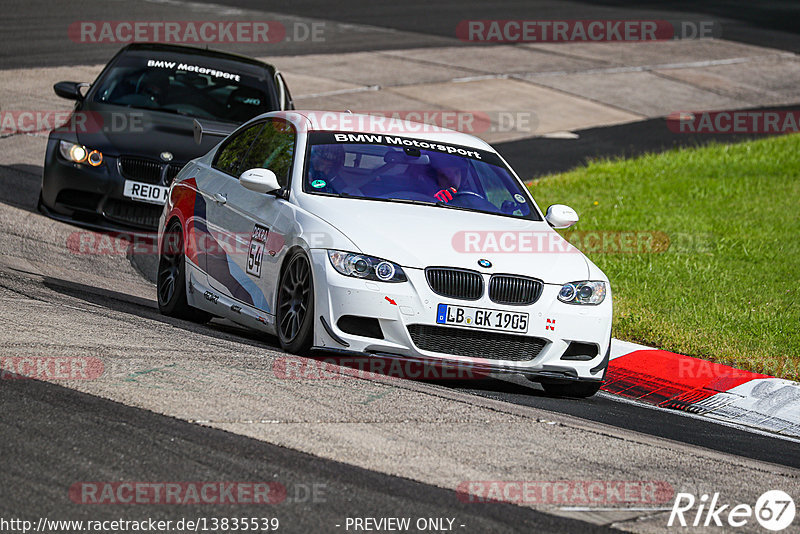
[
  {"left": 240, "top": 168, "right": 281, "bottom": 194},
  {"left": 545, "top": 204, "right": 579, "bottom": 229},
  {"left": 54, "top": 81, "right": 88, "bottom": 101}
]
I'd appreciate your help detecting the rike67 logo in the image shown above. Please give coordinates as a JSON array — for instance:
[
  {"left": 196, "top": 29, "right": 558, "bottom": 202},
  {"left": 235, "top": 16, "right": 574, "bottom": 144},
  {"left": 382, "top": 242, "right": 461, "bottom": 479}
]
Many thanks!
[{"left": 669, "top": 490, "right": 795, "bottom": 531}]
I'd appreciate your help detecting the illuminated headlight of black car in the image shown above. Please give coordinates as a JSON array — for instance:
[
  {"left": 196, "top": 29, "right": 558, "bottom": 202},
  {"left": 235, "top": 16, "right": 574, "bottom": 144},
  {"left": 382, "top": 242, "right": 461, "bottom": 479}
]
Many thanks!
[
  {"left": 327, "top": 250, "right": 407, "bottom": 283},
  {"left": 59, "top": 140, "right": 103, "bottom": 166},
  {"left": 558, "top": 281, "right": 607, "bottom": 305}
]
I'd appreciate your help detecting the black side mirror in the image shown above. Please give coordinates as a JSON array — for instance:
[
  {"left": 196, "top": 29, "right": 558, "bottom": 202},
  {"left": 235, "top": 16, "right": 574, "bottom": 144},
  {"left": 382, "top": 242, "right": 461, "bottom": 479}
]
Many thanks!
[{"left": 54, "top": 81, "right": 89, "bottom": 101}]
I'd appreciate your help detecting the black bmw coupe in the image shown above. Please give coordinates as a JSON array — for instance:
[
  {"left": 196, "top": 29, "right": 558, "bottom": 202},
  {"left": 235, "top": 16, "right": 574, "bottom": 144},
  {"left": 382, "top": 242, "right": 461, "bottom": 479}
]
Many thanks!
[{"left": 40, "top": 43, "right": 293, "bottom": 231}]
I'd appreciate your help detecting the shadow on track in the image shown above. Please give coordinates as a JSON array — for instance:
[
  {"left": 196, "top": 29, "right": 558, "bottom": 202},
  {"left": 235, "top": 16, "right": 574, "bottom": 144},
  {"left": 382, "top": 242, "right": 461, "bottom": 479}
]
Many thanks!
[
  {"left": 0, "top": 163, "right": 43, "bottom": 213},
  {"left": 35, "top": 271, "right": 279, "bottom": 351}
]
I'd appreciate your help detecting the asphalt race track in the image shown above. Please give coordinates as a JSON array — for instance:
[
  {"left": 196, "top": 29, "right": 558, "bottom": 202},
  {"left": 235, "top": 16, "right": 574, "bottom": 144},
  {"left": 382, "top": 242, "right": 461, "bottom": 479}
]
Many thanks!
[
  {"left": 4, "top": 0, "right": 799, "bottom": 68},
  {"left": 1, "top": 378, "right": 615, "bottom": 533},
  {"left": 2, "top": 2, "right": 800, "bottom": 533},
  {"left": 497, "top": 103, "right": 800, "bottom": 178}
]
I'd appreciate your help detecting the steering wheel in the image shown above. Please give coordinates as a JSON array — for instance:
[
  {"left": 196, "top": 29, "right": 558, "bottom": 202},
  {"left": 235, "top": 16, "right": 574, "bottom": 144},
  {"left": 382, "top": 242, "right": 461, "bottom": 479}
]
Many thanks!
[
  {"left": 450, "top": 191, "right": 484, "bottom": 201},
  {"left": 375, "top": 191, "right": 434, "bottom": 202},
  {"left": 447, "top": 191, "right": 497, "bottom": 211}
]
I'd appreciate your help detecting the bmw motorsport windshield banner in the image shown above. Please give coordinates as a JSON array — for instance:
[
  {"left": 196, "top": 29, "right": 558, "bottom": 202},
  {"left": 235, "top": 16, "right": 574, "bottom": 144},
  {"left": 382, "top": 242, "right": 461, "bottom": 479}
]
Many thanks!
[{"left": 309, "top": 131, "right": 504, "bottom": 166}]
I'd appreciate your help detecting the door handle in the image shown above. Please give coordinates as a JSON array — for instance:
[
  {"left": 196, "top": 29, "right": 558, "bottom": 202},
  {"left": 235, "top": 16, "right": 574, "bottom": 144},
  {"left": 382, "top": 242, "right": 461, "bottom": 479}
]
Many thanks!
[{"left": 213, "top": 193, "right": 227, "bottom": 204}]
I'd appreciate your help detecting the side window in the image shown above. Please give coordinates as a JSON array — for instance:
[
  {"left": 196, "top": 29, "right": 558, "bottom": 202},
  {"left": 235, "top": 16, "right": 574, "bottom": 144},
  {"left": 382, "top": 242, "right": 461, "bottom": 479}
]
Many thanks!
[
  {"left": 212, "top": 122, "right": 265, "bottom": 177},
  {"left": 239, "top": 119, "right": 296, "bottom": 188}
]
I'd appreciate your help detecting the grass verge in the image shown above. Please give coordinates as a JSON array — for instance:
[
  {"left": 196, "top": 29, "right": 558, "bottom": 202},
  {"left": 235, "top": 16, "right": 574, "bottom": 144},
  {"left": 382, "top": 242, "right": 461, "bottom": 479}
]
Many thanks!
[{"left": 528, "top": 134, "right": 800, "bottom": 380}]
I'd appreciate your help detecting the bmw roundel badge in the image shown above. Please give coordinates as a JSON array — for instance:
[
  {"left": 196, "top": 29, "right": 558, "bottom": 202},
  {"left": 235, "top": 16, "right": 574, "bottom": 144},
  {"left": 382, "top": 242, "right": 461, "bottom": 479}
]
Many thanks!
[{"left": 478, "top": 259, "right": 492, "bottom": 268}]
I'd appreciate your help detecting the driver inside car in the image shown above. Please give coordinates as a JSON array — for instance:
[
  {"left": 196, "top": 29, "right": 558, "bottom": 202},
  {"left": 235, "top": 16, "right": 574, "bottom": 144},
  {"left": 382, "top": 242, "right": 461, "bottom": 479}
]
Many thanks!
[
  {"left": 309, "top": 144, "right": 355, "bottom": 194},
  {"left": 308, "top": 145, "right": 363, "bottom": 196},
  {"left": 139, "top": 71, "right": 171, "bottom": 106},
  {"left": 432, "top": 158, "right": 466, "bottom": 203}
]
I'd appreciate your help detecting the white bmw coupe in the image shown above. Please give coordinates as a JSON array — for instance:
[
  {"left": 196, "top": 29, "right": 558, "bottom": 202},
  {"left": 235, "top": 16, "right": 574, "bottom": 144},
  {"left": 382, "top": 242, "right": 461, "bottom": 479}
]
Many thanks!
[{"left": 157, "top": 111, "right": 612, "bottom": 397}]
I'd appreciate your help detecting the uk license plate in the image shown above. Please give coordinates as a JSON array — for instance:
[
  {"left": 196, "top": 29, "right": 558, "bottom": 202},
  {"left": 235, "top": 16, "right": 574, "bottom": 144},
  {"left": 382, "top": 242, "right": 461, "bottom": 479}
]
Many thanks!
[
  {"left": 436, "top": 303, "right": 529, "bottom": 333},
  {"left": 123, "top": 180, "right": 168, "bottom": 205}
]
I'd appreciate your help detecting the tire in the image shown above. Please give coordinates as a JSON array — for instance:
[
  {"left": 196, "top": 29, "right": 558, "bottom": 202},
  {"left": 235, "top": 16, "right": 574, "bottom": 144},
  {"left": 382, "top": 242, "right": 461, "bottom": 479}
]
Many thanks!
[
  {"left": 157, "top": 220, "right": 211, "bottom": 323},
  {"left": 276, "top": 250, "right": 315, "bottom": 353},
  {"left": 541, "top": 380, "right": 603, "bottom": 398}
]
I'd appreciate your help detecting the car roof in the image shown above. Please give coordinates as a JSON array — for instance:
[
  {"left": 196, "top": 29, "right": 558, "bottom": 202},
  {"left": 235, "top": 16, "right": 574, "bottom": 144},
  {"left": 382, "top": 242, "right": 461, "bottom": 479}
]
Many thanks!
[
  {"left": 287, "top": 110, "right": 495, "bottom": 152},
  {"left": 120, "top": 43, "right": 277, "bottom": 72}
]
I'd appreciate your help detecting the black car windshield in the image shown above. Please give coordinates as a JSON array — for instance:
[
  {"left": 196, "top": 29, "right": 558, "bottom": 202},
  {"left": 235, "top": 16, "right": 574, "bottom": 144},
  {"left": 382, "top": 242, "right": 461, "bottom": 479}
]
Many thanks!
[
  {"left": 92, "top": 53, "right": 274, "bottom": 123},
  {"left": 304, "top": 133, "right": 541, "bottom": 220}
]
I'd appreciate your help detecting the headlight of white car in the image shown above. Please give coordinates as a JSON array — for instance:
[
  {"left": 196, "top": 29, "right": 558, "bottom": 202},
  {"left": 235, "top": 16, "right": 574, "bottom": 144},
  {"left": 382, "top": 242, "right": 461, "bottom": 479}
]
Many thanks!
[
  {"left": 327, "top": 250, "right": 407, "bottom": 283},
  {"left": 558, "top": 281, "right": 606, "bottom": 305}
]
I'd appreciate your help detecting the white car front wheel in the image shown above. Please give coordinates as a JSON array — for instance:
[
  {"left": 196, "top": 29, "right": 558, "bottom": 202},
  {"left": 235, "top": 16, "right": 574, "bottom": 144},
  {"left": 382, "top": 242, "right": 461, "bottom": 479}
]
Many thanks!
[{"left": 276, "top": 251, "right": 315, "bottom": 353}]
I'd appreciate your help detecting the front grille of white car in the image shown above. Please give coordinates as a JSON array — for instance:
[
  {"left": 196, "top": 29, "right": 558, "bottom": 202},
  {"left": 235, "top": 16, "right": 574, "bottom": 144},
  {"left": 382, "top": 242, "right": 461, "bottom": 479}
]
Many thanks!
[
  {"left": 407, "top": 324, "right": 547, "bottom": 362},
  {"left": 425, "top": 268, "right": 483, "bottom": 301},
  {"left": 488, "top": 275, "right": 544, "bottom": 305}
]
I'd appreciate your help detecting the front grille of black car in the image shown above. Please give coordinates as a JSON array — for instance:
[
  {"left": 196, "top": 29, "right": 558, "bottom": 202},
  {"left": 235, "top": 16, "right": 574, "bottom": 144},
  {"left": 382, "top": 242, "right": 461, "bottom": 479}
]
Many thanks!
[
  {"left": 166, "top": 164, "right": 184, "bottom": 183},
  {"left": 425, "top": 268, "right": 484, "bottom": 301},
  {"left": 407, "top": 324, "right": 547, "bottom": 362},
  {"left": 489, "top": 275, "right": 544, "bottom": 305},
  {"left": 103, "top": 199, "right": 163, "bottom": 229},
  {"left": 119, "top": 157, "right": 164, "bottom": 184}
]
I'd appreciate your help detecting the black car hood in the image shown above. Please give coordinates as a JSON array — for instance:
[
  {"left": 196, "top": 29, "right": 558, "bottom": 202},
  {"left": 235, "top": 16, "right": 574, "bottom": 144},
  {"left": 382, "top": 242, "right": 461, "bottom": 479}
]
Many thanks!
[{"left": 75, "top": 102, "right": 237, "bottom": 163}]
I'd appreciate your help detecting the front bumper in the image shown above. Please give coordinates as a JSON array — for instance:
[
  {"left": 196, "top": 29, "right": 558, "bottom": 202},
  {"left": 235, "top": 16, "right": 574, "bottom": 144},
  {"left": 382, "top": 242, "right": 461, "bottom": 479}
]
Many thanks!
[
  {"left": 309, "top": 249, "right": 612, "bottom": 381},
  {"left": 40, "top": 137, "right": 168, "bottom": 231}
]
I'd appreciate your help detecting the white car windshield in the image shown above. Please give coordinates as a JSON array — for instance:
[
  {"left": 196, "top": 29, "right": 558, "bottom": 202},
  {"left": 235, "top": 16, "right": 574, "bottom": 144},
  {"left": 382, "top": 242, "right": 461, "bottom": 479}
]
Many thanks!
[{"left": 304, "top": 133, "right": 541, "bottom": 220}]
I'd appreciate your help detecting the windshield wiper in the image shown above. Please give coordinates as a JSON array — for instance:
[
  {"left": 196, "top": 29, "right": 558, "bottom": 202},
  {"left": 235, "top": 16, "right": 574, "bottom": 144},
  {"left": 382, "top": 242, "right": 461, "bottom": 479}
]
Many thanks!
[
  {"left": 328, "top": 193, "right": 472, "bottom": 210},
  {"left": 433, "top": 201, "right": 503, "bottom": 217},
  {"left": 379, "top": 197, "right": 439, "bottom": 207},
  {"left": 143, "top": 107, "right": 194, "bottom": 117},
  {"left": 114, "top": 104, "right": 204, "bottom": 118}
]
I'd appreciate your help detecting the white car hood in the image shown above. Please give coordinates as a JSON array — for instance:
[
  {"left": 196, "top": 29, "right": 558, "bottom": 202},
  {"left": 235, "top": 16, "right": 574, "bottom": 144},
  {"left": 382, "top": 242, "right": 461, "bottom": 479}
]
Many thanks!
[{"left": 299, "top": 196, "right": 590, "bottom": 284}]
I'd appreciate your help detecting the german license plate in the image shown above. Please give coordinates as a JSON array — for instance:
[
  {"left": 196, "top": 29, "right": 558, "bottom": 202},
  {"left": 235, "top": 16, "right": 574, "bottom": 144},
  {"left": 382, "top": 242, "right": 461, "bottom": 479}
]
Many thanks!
[
  {"left": 436, "top": 303, "right": 529, "bottom": 333},
  {"left": 123, "top": 180, "right": 168, "bottom": 205}
]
